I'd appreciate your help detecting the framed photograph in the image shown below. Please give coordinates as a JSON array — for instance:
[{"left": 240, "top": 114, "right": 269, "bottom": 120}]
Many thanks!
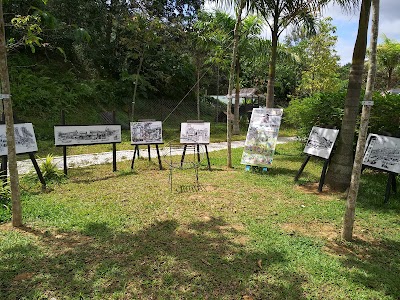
[
  {"left": 130, "top": 121, "right": 163, "bottom": 144},
  {"left": 241, "top": 108, "right": 283, "bottom": 167},
  {"left": 363, "top": 134, "right": 400, "bottom": 174},
  {"left": 0, "top": 123, "right": 38, "bottom": 155},
  {"left": 54, "top": 125, "right": 122, "bottom": 146},
  {"left": 303, "top": 127, "right": 339, "bottom": 159},
  {"left": 180, "top": 122, "right": 210, "bottom": 144}
]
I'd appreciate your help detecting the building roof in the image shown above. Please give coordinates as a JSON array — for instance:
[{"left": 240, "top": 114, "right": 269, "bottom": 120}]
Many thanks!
[{"left": 227, "top": 88, "right": 265, "bottom": 98}]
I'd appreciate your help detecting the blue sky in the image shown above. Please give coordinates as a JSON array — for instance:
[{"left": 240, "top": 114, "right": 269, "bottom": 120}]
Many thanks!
[{"left": 204, "top": 1, "right": 400, "bottom": 65}]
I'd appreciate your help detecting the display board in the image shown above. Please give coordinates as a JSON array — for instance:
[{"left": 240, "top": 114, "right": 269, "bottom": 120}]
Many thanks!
[
  {"left": 130, "top": 121, "right": 163, "bottom": 144},
  {"left": 241, "top": 108, "right": 283, "bottom": 167},
  {"left": 303, "top": 127, "right": 339, "bottom": 159},
  {"left": 363, "top": 134, "right": 400, "bottom": 174},
  {"left": 0, "top": 123, "right": 38, "bottom": 155},
  {"left": 54, "top": 125, "right": 122, "bottom": 146},
  {"left": 180, "top": 122, "right": 210, "bottom": 144}
]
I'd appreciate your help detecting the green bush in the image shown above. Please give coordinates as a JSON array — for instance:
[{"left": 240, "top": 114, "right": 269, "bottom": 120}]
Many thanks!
[
  {"left": 285, "top": 91, "right": 400, "bottom": 138},
  {"left": 284, "top": 91, "right": 346, "bottom": 137},
  {"left": 0, "top": 182, "right": 11, "bottom": 223}
]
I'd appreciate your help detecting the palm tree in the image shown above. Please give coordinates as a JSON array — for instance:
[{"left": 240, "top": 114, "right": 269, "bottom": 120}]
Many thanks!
[
  {"left": 325, "top": 0, "right": 372, "bottom": 191},
  {"left": 342, "top": 0, "right": 379, "bottom": 241},
  {"left": 255, "top": 0, "right": 322, "bottom": 108}
]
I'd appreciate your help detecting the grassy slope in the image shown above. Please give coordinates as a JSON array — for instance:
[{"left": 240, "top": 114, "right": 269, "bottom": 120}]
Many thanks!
[{"left": 1, "top": 141, "right": 399, "bottom": 299}]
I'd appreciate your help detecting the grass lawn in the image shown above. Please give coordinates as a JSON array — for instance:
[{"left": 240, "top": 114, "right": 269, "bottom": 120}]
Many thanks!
[{"left": 1, "top": 141, "right": 399, "bottom": 299}]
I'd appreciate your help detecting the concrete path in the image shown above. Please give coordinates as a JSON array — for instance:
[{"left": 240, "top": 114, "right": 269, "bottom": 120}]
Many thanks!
[{"left": 17, "top": 137, "right": 297, "bottom": 175}]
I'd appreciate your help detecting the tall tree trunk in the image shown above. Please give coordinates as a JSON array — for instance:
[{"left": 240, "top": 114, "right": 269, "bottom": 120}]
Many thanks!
[
  {"left": 266, "top": 27, "right": 278, "bottom": 108},
  {"left": 233, "top": 53, "right": 240, "bottom": 134},
  {"left": 342, "top": 0, "right": 379, "bottom": 241},
  {"left": 0, "top": 0, "right": 22, "bottom": 227},
  {"left": 325, "top": 0, "right": 372, "bottom": 191},
  {"left": 226, "top": 0, "right": 245, "bottom": 168},
  {"left": 197, "top": 64, "right": 201, "bottom": 120},
  {"left": 131, "top": 53, "right": 144, "bottom": 121}
]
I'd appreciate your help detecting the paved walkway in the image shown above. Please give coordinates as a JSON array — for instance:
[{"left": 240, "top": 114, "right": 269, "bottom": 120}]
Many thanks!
[{"left": 17, "top": 137, "right": 297, "bottom": 175}]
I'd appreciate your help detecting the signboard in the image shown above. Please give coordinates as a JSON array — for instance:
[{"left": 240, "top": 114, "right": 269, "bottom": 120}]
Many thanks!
[
  {"left": 363, "top": 134, "right": 400, "bottom": 174},
  {"left": 0, "top": 123, "right": 38, "bottom": 155},
  {"left": 54, "top": 125, "right": 122, "bottom": 146},
  {"left": 180, "top": 122, "right": 210, "bottom": 144},
  {"left": 130, "top": 121, "right": 163, "bottom": 144},
  {"left": 241, "top": 108, "right": 283, "bottom": 167},
  {"left": 303, "top": 127, "right": 339, "bottom": 159}
]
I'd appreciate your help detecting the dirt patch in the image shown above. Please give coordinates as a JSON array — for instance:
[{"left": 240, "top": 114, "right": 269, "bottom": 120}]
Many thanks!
[
  {"left": 281, "top": 222, "right": 340, "bottom": 241},
  {"left": 294, "top": 183, "right": 346, "bottom": 199}
]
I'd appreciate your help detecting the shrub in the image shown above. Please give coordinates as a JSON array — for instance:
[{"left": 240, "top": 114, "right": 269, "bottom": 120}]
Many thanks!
[
  {"left": 284, "top": 91, "right": 346, "bottom": 137},
  {"left": 0, "top": 182, "right": 11, "bottom": 223},
  {"left": 285, "top": 91, "right": 400, "bottom": 138}
]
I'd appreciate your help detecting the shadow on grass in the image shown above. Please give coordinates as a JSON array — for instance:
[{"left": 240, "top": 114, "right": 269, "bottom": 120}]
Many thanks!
[
  {"left": 356, "top": 171, "right": 400, "bottom": 210},
  {"left": 326, "top": 237, "right": 400, "bottom": 299},
  {"left": 1, "top": 218, "right": 307, "bottom": 299}
]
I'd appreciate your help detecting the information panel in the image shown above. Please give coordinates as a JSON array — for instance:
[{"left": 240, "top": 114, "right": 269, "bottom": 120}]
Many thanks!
[
  {"left": 363, "top": 134, "right": 400, "bottom": 174},
  {"left": 130, "top": 121, "right": 163, "bottom": 144},
  {"left": 0, "top": 123, "right": 38, "bottom": 155},
  {"left": 241, "top": 108, "right": 283, "bottom": 167},
  {"left": 303, "top": 127, "right": 339, "bottom": 159},
  {"left": 54, "top": 125, "right": 121, "bottom": 146}
]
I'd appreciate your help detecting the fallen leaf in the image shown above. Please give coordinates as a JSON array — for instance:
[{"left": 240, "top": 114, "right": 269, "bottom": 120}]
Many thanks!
[{"left": 257, "top": 259, "right": 262, "bottom": 269}]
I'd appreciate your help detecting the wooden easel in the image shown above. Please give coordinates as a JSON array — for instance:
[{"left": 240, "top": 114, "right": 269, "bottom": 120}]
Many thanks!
[
  {"left": 294, "top": 154, "right": 330, "bottom": 192},
  {"left": 131, "top": 143, "right": 163, "bottom": 170},
  {"left": 0, "top": 152, "right": 46, "bottom": 189},
  {"left": 59, "top": 110, "right": 119, "bottom": 175},
  {"left": 180, "top": 120, "right": 211, "bottom": 171}
]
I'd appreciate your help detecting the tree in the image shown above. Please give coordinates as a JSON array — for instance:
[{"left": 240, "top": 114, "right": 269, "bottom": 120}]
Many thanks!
[
  {"left": 342, "top": 0, "right": 379, "bottom": 241},
  {"left": 325, "top": 0, "right": 372, "bottom": 191},
  {"left": 376, "top": 35, "right": 400, "bottom": 89},
  {"left": 297, "top": 17, "right": 342, "bottom": 95},
  {"left": 0, "top": 0, "right": 22, "bottom": 227},
  {"left": 255, "top": 0, "right": 321, "bottom": 108}
]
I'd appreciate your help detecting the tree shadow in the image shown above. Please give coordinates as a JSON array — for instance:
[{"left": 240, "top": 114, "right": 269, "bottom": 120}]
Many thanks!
[
  {"left": 325, "top": 237, "right": 400, "bottom": 298},
  {"left": 1, "top": 218, "right": 307, "bottom": 299}
]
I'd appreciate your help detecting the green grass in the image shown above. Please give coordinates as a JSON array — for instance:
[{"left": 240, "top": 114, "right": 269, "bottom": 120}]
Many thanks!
[{"left": 1, "top": 141, "right": 399, "bottom": 299}]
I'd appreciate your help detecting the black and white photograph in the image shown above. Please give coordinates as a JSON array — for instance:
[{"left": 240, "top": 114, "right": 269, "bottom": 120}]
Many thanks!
[
  {"left": 180, "top": 122, "right": 210, "bottom": 144},
  {"left": 0, "top": 123, "right": 38, "bottom": 155},
  {"left": 130, "top": 121, "right": 163, "bottom": 144},
  {"left": 303, "top": 127, "right": 339, "bottom": 159},
  {"left": 54, "top": 125, "right": 122, "bottom": 146},
  {"left": 363, "top": 134, "right": 400, "bottom": 174}
]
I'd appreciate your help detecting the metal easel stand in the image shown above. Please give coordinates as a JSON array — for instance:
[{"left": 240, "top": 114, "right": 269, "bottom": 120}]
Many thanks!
[{"left": 294, "top": 154, "right": 330, "bottom": 192}]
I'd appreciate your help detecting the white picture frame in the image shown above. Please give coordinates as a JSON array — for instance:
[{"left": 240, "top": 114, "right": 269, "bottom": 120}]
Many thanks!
[
  {"left": 130, "top": 121, "right": 163, "bottom": 144},
  {"left": 241, "top": 108, "right": 283, "bottom": 167},
  {"left": 180, "top": 122, "right": 210, "bottom": 144},
  {"left": 363, "top": 134, "right": 400, "bottom": 174},
  {"left": 0, "top": 123, "right": 38, "bottom": 155},
  {"left": 303, "top": 127, "right": 339, "bottom": 159},
  {"left": 54, "top": 125, "right": 122, "bottom": 146}
]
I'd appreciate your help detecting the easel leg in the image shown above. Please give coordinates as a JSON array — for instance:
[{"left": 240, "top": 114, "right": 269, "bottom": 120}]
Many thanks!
[
  {"left": 205, "top": 145, "right": 211, "bottom": 170},
  {"left": 196, "top": 144, "right": 200, "bottom": 164},
  {"left": 384, "top": 173, "right": 392, "bottom": 204},
  {"left": 63, "top": 146, "right": 67, "bottom": 176},
  {"left": 112, "top": 142, "right": 117, "bottom": 172},
  {"left": 391, "top": 173, "right": 397, "bottom": 194},
  {"left": 131, "top": 145, "right": 138, "bottom": 170},
  {"left": 318, "top": 159, "right": 330, "bottom": 193},
  {"left": 156, "top": 145, "right": 162, "bottom": 170},
  {"left": 294, "top": 155, "right": 311, "bottom": 181},
  {"left": 28, "top": 153, "right": 46, "bottom": 190},
  {"left": 181, "top": 145, "right": 187, "bottom": 168},
  {"left": 147, "top": 145, "right": 151, "bottom": 161},
  {"left": 1, "top": 156, "right": 7, "bottom": 186}
]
